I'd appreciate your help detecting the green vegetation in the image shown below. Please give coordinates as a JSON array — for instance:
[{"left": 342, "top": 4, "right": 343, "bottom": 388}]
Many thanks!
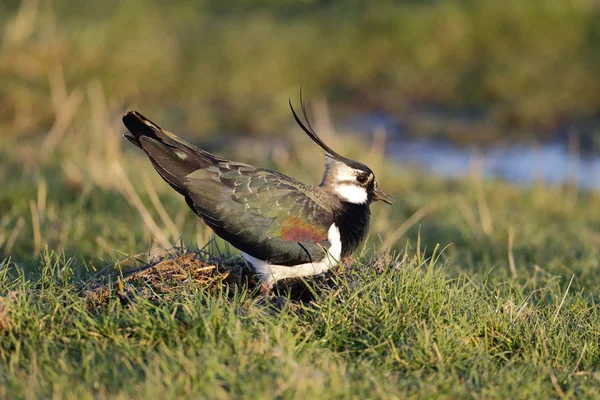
[
  {"left": 1, "top": 245, "right": 599, "bottom": 398},
  {"left": 3, "top": 104, "right": 600, "bottom": 396},
  {"left": 2, "top": 0, "right": 600, "bottom": 141},
  {"left": 2, "top": 0, "right": 600, "bottom": 398}
]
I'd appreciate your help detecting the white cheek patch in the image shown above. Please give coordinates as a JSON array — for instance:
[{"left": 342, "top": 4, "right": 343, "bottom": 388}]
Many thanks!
[
  {"left": 334, "top": 184, "right": 368, "bottom": 204},
  {"left": 334, "top": 164, "right": 358, "bottom": 182}
]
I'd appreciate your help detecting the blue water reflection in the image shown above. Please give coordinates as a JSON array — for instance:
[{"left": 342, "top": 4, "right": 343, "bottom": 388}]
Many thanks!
[
  {"left": 347, "top": 113, "right": 600, "bottom": 189},
  {"left": 388, "top": 139, "right": 600, "bottom": 189}
]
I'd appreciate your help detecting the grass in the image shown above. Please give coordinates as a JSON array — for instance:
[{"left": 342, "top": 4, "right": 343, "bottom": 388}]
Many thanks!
[
  {"left": 2, "top": 0, "right": 600, "bottom": 397},
  {"left": 1, "top": 244, "right": 599, "bottom": 398},
  {"left": 2, "top": 92, "right": 600, "bottom": 397}
]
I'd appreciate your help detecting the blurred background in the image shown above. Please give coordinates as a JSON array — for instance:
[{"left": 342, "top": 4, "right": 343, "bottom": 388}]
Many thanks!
[{"left": 2, "top": 0, "right": 600, "bottom": 283}]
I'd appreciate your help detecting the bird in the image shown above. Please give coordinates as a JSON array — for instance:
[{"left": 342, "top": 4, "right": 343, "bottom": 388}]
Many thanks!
[{"left": 122, "top": 97, "right": 393, "bottom": 289}]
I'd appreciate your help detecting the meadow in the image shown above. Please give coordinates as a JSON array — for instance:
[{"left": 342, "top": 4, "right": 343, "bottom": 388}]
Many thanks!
[
  {"left": 2, "top": 1, "right": 600, "bottom": 398},
  {"left": 3, "top": 0, "right": 600, "bottom": 143}
]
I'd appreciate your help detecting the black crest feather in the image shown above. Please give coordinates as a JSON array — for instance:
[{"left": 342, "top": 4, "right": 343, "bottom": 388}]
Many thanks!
[
  {"left": 289, "top": 89, "right": 345, "bottom": 162},
  {"left": 289, "top": 89, "right": 371, "bottom": 173}
]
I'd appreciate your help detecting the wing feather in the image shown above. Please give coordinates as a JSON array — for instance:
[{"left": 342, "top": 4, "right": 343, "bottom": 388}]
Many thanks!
[{"left": 184, "top": 166, "right": 334, "bottom": 265}]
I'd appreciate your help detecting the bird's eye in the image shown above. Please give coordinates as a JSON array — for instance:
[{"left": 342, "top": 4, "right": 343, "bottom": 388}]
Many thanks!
[{"left": 356, "top": 174, "right": 368, "bottom": 184}]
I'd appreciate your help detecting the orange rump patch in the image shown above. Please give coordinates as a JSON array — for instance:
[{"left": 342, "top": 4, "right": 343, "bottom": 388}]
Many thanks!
[{"left": 280, "top": 216, "right": 327, "bottom": 243}]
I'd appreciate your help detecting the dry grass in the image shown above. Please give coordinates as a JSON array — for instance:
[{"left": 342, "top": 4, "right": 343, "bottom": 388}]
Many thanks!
[
  {"left": 0, "top": 295, "right": 15, "bottom": 334},
  {"left": 83, "top": 248, "right": 244, "bottom": 308}
]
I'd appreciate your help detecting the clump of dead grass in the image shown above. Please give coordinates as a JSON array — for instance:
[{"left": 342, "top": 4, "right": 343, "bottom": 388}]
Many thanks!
[
  {"left": 84, "top": 248, "right": 248, "bottom": 307},
  {"left": 0, "top": 292, "right": 17, "bottom": 334}
]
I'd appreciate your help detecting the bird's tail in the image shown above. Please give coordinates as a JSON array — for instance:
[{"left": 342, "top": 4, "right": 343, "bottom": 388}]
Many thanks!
[
  {"left": 122, "top": 111, "right": 216, "bottom": 195},
  {"left": 123, "top": 111, "right": 190, "bottom": 150}
]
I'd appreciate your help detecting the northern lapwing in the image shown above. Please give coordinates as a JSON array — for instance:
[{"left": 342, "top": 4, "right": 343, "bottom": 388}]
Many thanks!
[{"left": 122, "top": 98, "right": 393, "bottom": 288}]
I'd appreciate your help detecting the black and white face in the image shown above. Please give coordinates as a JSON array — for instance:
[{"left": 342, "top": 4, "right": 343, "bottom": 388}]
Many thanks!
[
  {"left": 327, "top": 161, "right": 393, "bottom": 205},
  {"left": 331, "top": 163, "right": 374, "bottom": 204}
]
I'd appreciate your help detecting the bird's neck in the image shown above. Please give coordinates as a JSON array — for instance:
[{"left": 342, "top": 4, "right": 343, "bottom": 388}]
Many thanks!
[{"left": 334, "top": 202, "right": 371, "bottom": 258}]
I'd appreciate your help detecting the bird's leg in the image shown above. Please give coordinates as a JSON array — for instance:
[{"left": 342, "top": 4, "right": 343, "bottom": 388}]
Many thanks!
[{"left": 259, "top": 281, "right": 273, "bottom": 300}]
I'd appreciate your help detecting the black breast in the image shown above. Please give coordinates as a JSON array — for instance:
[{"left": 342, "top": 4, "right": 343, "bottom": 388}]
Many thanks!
[{"left": 334, "top": 202, "right": 371, "bottom": 258}]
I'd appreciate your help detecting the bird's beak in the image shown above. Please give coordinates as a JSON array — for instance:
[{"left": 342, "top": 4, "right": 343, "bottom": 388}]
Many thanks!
[{"left": 373, "top": 185, "right": 394, "bottom": 205}]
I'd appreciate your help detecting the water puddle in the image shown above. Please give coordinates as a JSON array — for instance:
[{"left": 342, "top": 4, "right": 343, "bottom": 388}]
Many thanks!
[
  {"left": 388, "top": 139, "right": 600, "bottom": 189},
  {"left": 348, "top": 113, "right": 600, "bottom": 190}
]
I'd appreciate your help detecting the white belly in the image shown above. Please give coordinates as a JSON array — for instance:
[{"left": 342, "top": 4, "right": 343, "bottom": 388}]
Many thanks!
[{"left": 241, "top": 223, "right": 342, "bottom": 285}]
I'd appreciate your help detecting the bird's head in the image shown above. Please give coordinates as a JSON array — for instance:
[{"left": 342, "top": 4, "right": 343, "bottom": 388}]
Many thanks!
[
  {"left": 289, "top": 97, "right": 394, "bottom": 206},
  {"left": 321, "top": 158, "right": 393, "bottom": 205}
]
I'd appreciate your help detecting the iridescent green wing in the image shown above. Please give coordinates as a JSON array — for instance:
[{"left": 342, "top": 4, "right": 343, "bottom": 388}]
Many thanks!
[{"left": 184, "top": 162, "right": 334, "bottom": 265}]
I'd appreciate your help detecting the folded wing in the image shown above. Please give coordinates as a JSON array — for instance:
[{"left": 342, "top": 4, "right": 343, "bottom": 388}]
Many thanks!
[{"left": 123, "top": 111, "right": 334, "bottom": 265}]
